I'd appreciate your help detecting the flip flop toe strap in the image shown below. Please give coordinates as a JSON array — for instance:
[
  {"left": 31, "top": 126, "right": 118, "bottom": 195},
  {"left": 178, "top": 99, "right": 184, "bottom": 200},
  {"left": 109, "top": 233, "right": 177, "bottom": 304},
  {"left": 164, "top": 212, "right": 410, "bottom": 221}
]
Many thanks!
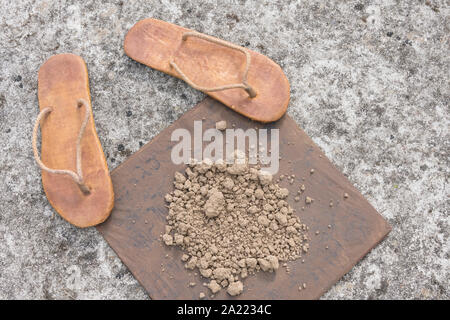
[
  {"left": 169, "top": 31, "right": 257, "bottom": 98},
  {"left": 32, "top": 99, "right": 91, "bottom": 194}
]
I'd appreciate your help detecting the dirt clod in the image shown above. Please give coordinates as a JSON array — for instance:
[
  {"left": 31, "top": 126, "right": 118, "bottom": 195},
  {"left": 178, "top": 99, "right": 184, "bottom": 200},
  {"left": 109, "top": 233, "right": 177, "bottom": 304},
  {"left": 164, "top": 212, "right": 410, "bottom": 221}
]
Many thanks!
[
  {"left": 215, "top": 121, "right": 227, "bottom": 131},
  {"left": 208, "top": 280, "right": 222, "bottom": 293},
  {"left": 227, "top": 281, "right": 244, "bottom": 296}
]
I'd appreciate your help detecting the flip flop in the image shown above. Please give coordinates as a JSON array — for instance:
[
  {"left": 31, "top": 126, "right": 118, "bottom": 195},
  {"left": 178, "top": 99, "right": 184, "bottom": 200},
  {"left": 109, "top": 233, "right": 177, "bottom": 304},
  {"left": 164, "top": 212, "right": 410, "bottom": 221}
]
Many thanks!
[
  {"left": 124, "top": 18, "right": 290, "bottom": 123},
  {"left": 32, "top": 54, "right": 114, "bottom": 228}
]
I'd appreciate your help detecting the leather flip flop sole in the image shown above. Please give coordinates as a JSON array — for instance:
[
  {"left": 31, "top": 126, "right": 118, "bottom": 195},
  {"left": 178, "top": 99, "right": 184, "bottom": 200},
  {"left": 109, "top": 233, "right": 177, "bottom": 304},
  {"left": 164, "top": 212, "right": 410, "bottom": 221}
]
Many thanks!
[
  {"left": 38, "top": 54, "right": 114, "bottom": 228},
  {"left": 124, "top": 18, "right": 290, "bottom": 123}
]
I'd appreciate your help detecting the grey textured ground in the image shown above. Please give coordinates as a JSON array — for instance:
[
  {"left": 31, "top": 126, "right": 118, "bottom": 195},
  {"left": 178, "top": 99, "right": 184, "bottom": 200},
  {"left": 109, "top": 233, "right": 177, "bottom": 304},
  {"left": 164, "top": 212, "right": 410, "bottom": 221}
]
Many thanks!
[{"left": 0, "top": 0, "right": 448, "bottom": 300}]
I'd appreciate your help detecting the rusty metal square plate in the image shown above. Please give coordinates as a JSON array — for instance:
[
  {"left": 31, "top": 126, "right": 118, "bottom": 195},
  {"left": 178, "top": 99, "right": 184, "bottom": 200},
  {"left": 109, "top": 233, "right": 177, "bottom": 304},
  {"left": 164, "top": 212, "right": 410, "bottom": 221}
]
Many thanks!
[{"left": 97, "top": 98, "right": 391, "bottom": 299}]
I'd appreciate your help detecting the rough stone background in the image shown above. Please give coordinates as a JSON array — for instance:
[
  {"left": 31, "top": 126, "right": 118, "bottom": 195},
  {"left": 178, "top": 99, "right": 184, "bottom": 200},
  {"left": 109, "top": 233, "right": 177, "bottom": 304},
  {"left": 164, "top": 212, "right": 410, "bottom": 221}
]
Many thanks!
[{"left": 0, "top": 0, "right": 448, "bottom": 299}]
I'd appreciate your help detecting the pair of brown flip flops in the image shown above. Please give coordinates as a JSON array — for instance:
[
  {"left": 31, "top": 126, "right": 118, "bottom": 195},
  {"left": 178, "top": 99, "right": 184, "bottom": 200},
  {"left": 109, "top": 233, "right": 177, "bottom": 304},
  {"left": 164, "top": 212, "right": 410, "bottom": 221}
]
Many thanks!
[{"left": 33, "top": 19, "right": 290, "bottom": 228}]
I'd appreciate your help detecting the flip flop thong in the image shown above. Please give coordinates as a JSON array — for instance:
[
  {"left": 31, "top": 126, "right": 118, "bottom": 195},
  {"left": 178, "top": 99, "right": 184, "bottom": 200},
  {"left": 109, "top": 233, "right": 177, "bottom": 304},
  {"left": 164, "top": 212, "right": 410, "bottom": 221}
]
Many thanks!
[
  {"left": 124, "top": 18, "right": 290, "bottom": 123},
  {"left": 33, "top": 53, "right": 114, "bottom": 228}
]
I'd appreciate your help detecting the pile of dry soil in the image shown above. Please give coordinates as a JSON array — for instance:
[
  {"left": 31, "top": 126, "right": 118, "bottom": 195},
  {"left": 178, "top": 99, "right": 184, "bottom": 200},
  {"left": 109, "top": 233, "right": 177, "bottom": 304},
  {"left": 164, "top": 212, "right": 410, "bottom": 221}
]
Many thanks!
[{"left": 162, "top": 153, "right": 309, "bottom": 297}]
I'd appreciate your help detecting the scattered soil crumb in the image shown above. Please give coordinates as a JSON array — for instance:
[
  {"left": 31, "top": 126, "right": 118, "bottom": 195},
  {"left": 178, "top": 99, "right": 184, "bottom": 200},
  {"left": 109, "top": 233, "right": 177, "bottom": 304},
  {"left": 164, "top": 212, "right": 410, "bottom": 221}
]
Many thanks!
[
  {"left": 199, "top": 292, "right": 205, "bottom": 299},
  {"left": 162, "top": 155, "right": 309, "bottom": 296},
  {"left": 310, "top": 169, "right": 315, "bottom": 174},
  {"left": 305, "top": 197, "right": 313, "bottom": 204},
  {"left": 215, "top": 120, "right": 227, "bottom": 131},
  {"left": 344, "top": 193, "right": 349, "bottom": 199}
]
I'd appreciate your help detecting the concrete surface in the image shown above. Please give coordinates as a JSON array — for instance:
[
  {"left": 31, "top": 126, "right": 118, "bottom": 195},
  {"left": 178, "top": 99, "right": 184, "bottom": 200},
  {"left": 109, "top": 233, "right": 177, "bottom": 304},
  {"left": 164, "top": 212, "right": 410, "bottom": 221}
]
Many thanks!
[{"left": 0, "top": 0, "right": 448, "bottom": 299}]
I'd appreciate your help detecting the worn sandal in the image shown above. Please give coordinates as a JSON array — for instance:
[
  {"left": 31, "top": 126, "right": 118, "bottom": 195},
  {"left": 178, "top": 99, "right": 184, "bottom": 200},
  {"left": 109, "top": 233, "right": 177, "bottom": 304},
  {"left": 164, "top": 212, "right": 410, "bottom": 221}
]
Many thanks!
[
  {"left": 124, "top": 18, "right": 290, "bottom": 123},
  {"left": 33, "top": 54, "right": 114, "bottom": 228}
]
